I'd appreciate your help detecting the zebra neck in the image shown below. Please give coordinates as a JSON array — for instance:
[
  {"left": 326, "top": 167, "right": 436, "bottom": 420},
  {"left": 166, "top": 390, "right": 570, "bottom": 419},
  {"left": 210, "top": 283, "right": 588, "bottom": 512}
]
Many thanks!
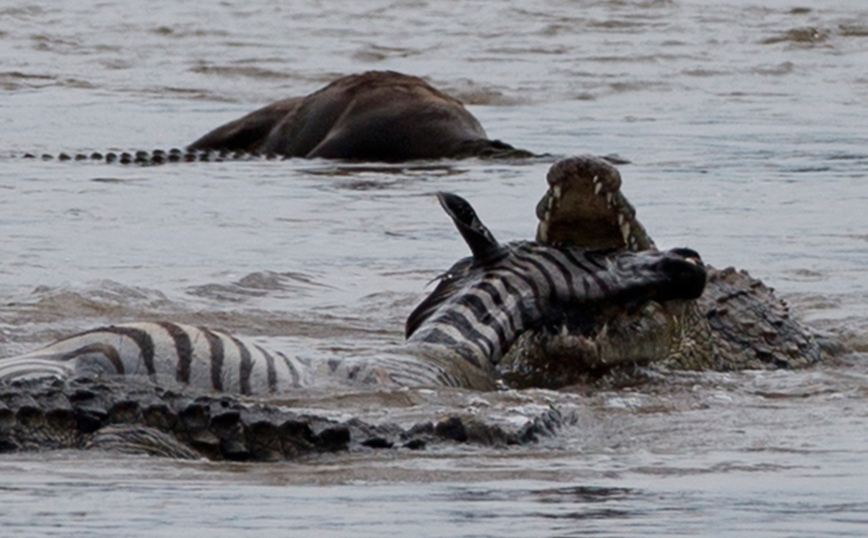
[{"left": 405, "top": 307, "right": 527, "bottom": 374}]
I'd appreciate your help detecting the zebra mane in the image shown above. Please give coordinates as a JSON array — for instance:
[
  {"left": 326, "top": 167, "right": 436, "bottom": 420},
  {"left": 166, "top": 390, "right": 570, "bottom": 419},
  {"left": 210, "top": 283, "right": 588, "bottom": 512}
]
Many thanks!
[{"left": 405, "top": 256, "right": 473, "bottom": 338}]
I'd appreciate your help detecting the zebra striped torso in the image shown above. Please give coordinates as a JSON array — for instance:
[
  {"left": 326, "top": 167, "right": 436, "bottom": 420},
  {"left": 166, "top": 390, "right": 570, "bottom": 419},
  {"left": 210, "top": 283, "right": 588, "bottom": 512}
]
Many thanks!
[
  {"left": 0, "top": 322, "right": 301, "bottom": 394},
  {"left": 0, "top": 192, "right": 706, "bottom": 394},
  {"left": 0, "top": 321, "right": 473, "bottom": 394}
]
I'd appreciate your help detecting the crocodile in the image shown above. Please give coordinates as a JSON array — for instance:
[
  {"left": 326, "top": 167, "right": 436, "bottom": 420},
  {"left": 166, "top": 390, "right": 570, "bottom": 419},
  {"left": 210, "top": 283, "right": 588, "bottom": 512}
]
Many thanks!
[
  {"left": 22, "top": 71, "right": 534, "bottom": 165},
  {"left": 498, "top": 155, "right": 830, "bottom": 389},
  {"left": 0, "top": 156, "right": 831, "bottom": 459},
  {"left": 0, "top": 376, "right": 566, "bottom": 461},
  {"left": 0, "top": 158, "right": 709, "bottom": 459}
]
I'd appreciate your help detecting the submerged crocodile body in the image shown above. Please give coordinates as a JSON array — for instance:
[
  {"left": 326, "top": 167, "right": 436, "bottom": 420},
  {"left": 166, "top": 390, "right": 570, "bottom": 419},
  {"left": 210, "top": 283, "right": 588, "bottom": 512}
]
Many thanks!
[
  {"left": 23, "top": 71, "right": 533, "bottom": 164},
  {"left": 499, "top": 156, "right": 828, "bottom": 388},
  {"left": 0, "top": 376, "right": 565, "bottom": 461},
  {"left": 25, "top": 148, "right": 282, "bottom": 165}
]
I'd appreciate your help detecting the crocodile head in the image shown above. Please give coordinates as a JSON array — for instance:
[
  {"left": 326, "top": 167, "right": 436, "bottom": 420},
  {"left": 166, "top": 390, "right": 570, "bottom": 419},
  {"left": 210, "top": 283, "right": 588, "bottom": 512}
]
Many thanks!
[
  {"left": 500, "top": 156, "right": 825, "bottom": 389},
  {"left": 535, "top": 155, "right": 655, "bottom": 252}
]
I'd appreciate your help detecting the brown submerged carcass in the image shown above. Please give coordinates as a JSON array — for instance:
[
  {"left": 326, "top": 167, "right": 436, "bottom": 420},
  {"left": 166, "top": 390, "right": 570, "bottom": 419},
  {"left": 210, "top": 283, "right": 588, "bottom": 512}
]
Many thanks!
[
  {"left": 499, "top": 156, "right": 831, "bottom": 389},
  {"left": 25, "top": 71, "right": 532, "bottom": 164}
]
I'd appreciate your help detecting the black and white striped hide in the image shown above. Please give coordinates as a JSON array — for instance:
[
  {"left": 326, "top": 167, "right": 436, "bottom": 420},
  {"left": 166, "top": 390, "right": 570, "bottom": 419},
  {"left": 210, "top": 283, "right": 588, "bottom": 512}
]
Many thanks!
[
  {"left": 0, "top": 322, "right": 308, "bottom": 395},
  {"left": 405, "top": 192, "right": 707, "bottom": 376},
  {"left": 0, "top": 192, "right": 706, "bottom": 394}
]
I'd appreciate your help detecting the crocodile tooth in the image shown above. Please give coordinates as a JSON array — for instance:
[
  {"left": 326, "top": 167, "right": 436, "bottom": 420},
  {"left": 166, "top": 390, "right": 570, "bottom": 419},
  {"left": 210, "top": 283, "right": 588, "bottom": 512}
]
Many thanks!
[
  {"left": 593, "top": 176, "right": 603, "bottom": 195},
  {"left": 606, "top": 193, "right": 613, "bottom": 206},
  {"left": 618, "top": 213, "right": 625, "bottom": 226},
  {"left": 560, "top": 324, "right": 569, "bottom": 336},
  {"left": 552, "top": 184, "right": 562, "bottom": 200},
  {"left": 538, "top": 221, "right": 549, "bottom": 242},
  {"left": 620, "top": 222, "right": 631, "bottom": 243}
]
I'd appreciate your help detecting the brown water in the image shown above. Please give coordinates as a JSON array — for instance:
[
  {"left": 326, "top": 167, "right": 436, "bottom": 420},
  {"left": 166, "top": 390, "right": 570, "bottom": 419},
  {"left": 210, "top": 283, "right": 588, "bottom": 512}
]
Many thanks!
[{"left": 2, "top": 0, "right": 868, "bottom": 535}]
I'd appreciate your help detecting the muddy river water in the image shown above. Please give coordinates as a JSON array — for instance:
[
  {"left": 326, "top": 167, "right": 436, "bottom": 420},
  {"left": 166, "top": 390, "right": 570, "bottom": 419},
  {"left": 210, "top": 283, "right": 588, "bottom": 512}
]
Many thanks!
[{"left": 1, "top": 0, "right": 868, "bottom": 535}]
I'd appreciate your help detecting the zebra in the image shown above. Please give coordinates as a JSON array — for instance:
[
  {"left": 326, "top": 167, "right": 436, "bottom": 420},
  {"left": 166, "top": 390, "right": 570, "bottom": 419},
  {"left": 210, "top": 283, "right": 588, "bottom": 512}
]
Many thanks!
[{"left": 0, "top": 192, "right": 707, "bottom": 394}]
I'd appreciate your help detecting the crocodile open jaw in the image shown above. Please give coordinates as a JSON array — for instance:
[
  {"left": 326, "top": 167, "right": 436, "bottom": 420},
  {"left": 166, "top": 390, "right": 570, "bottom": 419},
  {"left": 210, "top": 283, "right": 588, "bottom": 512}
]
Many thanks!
[{"left": 536, "top": 155, "right": 655, "bottom": 252}]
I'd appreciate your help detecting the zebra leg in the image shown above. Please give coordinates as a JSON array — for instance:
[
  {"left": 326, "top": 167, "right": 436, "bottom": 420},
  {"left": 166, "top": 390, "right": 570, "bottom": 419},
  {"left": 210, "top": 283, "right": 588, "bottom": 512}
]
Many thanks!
[{"left": 536, "top": 155, "right": 655, "bottom": 251}]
